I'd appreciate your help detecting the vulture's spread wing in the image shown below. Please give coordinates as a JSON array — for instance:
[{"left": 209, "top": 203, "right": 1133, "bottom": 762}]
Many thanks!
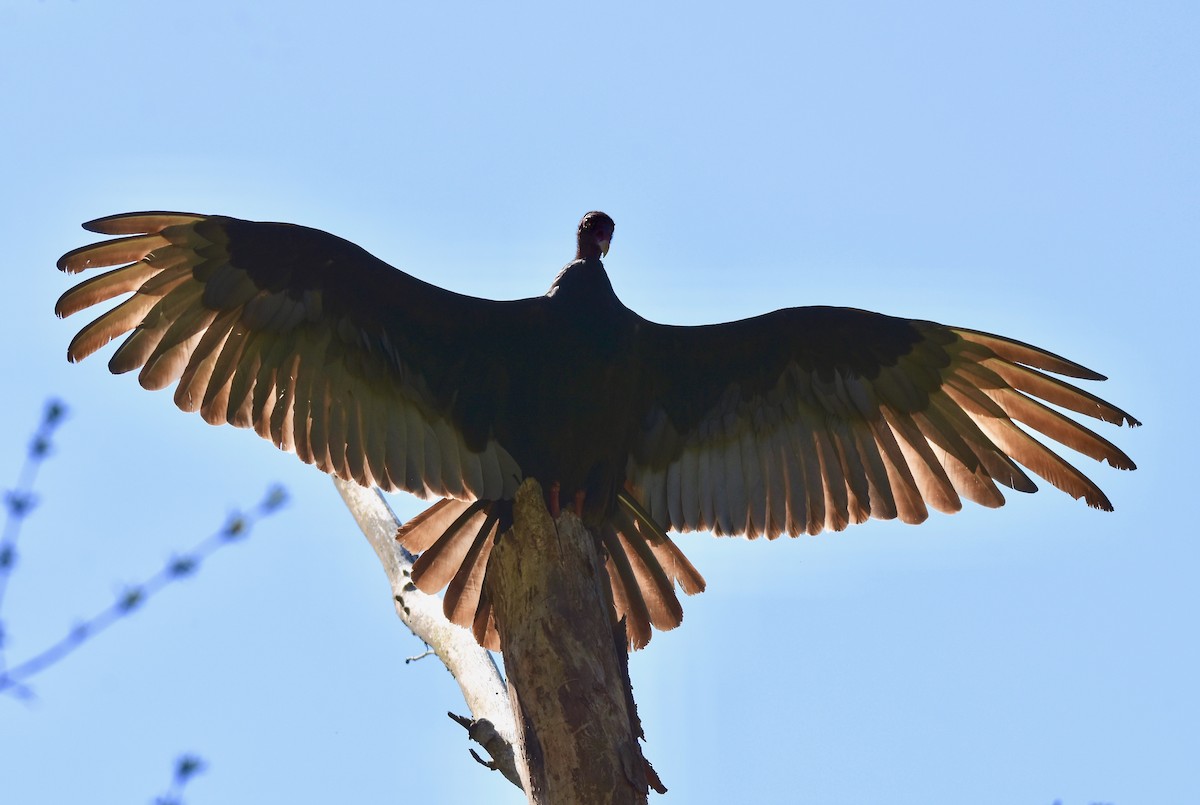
[
  {"left": 56, "top": 212, "right": 526, "bottom": 501},
  {"left": 57, "top": 212, "right": 1140, "bottom": 652},
  {"left": 629, "top": 307, "right": 1139, "bottom": 538}
]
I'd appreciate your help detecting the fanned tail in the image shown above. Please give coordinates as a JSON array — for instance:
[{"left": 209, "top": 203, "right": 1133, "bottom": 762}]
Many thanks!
[{"left": 397, "top": 492, "right": 706, "bottom": 651}]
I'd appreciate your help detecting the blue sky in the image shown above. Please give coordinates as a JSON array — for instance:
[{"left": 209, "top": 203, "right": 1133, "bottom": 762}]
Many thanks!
[{"left": 1, "top": 2, "right": 1194, "bottom": 803}]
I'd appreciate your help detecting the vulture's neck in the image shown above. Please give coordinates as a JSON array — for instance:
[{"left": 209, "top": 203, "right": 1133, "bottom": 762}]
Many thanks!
[
  {"left": 576, "top": 239, "right": 605, "bottom": 262},
  {"left": 547, "top": 258, "right": 616, "bottom": 303}
]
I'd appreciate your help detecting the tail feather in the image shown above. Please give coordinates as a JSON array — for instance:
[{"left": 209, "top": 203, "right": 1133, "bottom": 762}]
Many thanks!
[
  {"left": 618, "top": 491, "right": 706, "bottom": 595},
  {"left": 599, "top": 524, "right": 654, "bottom": 649},
  {"left": 408, "top": 501, "right": 490, "bottom": 592},
  {"left": 473, "top": 587, "right": 501, "bottom": 651},
  {"left": 611, "top": 507, "right": 683, "bottom": 630},
  {"left": 397, "top": 498, "right": 480, "bottom": 553},
  {"left": 443, "top": 508, "right": 500, "bottom": 626}
]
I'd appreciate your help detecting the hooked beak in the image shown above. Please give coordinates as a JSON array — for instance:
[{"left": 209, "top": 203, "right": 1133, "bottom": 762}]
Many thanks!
[{"left": 599, "top": 238, "right": 610, "bottom": 258}]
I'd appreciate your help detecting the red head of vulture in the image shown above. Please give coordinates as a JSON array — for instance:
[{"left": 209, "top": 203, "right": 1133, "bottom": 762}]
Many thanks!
[{"left": 56, "top": 211, "right": 1140, "bottom": 650}]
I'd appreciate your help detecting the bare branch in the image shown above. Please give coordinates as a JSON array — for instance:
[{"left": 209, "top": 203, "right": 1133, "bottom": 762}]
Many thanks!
[
  {"left": 0, "top": 399, "right": 69, "bottom": 668},
  {"left": 331, "top": 478, "right": 523, "bottom": 788},
  {"left": 405, "top": 648, "right": 435, "bottom": 664},
  {"left": 450, "top": 711, "right": 523, "bottom": 788},
  {"left": 154, "top": 753, "right": 207, "bottom": 805},
  {"left": 0, "top": 485, "right": 288, "bottom": 698}
]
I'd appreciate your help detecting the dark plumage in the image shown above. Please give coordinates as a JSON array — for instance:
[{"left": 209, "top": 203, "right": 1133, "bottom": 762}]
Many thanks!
[{"left": 56, "top": 211, "right": 1140, "bottom": 649}]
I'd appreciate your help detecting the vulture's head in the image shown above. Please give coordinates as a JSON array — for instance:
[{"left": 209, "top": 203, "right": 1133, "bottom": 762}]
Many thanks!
[{"left": 577, "top": 211, "right": 615, "bottom": 260}]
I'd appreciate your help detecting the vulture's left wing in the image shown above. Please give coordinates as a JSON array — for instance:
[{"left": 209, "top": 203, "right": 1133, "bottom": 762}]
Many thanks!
[
  {"left": 628, "top": 306, "right": 1139, "bottom": 538},
  {"left": 56, "top": 212, "right": 529, "bottom": 501}
]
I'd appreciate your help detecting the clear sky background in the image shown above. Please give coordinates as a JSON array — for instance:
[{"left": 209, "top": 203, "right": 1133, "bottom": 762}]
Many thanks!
[{"left": 1, "top": 2, "right": 1194, "bottom": 803}]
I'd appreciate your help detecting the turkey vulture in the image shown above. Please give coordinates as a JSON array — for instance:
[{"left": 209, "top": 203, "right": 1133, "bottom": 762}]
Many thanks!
[{"left": 56, "top": 211, "right": 1139, "bottom": 649}]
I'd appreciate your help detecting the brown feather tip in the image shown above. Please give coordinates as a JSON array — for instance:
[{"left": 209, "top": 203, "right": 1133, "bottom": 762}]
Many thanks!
[
  {"left": 81, "top": 211, "right": 205, "bottom": 236},
  {"left": 952, "top": 327, "right": 1107, "bottom": 381}
]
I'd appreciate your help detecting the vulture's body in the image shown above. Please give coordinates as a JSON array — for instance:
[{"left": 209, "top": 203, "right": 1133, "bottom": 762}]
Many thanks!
[{"left": 56, "top": 211, "right": 1139, "bottom": 649}]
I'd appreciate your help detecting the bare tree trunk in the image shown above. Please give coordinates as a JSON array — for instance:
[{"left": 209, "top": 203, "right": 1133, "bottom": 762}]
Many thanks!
[{"left": 487, "top": 478, "right": 655, "bottom": 805}]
